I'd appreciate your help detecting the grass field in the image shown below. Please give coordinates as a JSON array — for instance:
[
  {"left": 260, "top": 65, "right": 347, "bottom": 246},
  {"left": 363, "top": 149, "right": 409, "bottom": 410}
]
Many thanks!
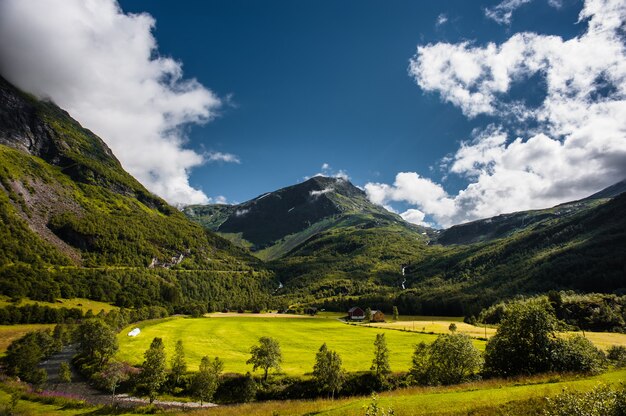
[
  {"left": 194, "top": 369, "right": 626, "bottom": 416},
  {"left": 370, "top": 319, "right": 626, "bottom": 349},
  {"left": 116, "top": 315, "right": 484, "bottom": 375},
  {"left": 368, "top": 319, "right": 496, "bottom": 339},
  {"left": 0, "top": 296, "right": 117, "bottom": 313},
  {"left": 0, "top": 324, "right": 55, "bottom": 356}
]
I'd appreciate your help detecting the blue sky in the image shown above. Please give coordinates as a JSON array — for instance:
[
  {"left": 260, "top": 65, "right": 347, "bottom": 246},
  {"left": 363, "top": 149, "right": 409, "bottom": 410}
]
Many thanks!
[
  {"left": 118, "top": 0, "right": 582, "bottom": 200},
  {"left": 1, "top": 0, "right": 624, "bottom": 227}
]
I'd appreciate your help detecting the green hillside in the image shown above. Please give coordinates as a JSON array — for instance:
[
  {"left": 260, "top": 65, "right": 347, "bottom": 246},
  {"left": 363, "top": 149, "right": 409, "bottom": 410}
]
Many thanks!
[
  {"left": 400, "top": 191, "right": 626, "bottom": 316},
  {"left": 0, "top": 76, "right": 271, "bottom": 308}
]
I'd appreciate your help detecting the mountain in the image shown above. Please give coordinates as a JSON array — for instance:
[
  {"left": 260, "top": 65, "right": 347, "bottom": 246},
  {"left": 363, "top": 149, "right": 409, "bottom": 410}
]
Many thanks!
[
  {"left": 436, "top": 181, "right": 625, "bottom": 246},
  {"left": 0, "top": 76, "right": 271, "bottom": 309},
  {"left": 184, "top": 176, "right": 433, "bottom": 260},
  {"left": 184, "top": 177, "right": 433, "bottom": 299},
  {"left": 399, "top": 184, "right": 626, "bottom": 316}
]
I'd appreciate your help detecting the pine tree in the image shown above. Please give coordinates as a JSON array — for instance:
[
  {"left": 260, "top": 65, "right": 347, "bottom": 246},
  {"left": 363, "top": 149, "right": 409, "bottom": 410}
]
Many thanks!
[
  {"left": 392, "top": 306, "right": 399, "bottom": 321},
  {"left": 370, "top": 333, "right": 391, "bottom": 378},
  {"left": 141, "top": 337, "right": 167, "bottom": 403}
]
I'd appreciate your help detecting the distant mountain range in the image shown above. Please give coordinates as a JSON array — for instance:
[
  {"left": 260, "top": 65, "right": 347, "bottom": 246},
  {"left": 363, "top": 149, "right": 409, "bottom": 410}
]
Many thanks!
[{"left": 185, "top": 173, "right": 626, "bottom": 315}]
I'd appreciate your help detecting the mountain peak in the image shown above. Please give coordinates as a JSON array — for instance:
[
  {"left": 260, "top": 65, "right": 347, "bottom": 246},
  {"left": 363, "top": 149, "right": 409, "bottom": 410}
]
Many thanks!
[{"left": 184, "top": 175, "right": 413, "bottom": 255}]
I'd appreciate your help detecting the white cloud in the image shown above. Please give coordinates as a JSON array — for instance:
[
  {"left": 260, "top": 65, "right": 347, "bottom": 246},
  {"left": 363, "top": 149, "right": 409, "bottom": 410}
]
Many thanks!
[
  {"left": 370, "top": 0, "right": 626, "bottom": 228},
  {"left": 485, "top": 0, "right": 533, "bottom": 25},
  {"left": 211, "top": 195, "right": 228, "bottom": 205},
  {"left": 307, "top": 163, "right": 350, "bottom": 181},
  {"left": 310, "top": 187, "right": 334, "bottom": 197},
  {"left": 400, "top": 209, "right": 430, "bottom": 227},
  {"left": 0, "top": 0, "right": 222, "bottom": 205},
  {"left": 436, "top": 14, "right": 448, "bottom": 27},
  {"left": 207, "top": 151, "right": 241, "bottom": 164}
]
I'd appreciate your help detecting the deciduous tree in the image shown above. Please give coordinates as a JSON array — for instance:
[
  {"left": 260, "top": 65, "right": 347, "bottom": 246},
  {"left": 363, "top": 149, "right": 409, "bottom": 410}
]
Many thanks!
[
  {"left": 313, "top": 343, "right": 345, "bottom": 399},
  {"left": 170, "top": 340, "right": 187, "bottom": 386},
  {"left": 370, "top": 333, "right": 391, "bottom": 378},
  {"left": 192, "top": 356, "right": 223, "bottom": 405},
  {"left": 247, "top": 337, "right": 282, "bottom": 382},
  {"left": 141, "top": 337, "right": 167, "bottom": 403}
]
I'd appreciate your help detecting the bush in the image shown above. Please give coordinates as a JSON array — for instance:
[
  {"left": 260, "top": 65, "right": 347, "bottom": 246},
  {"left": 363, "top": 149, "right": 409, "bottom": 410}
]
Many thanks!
[
  {"left": 410, "top": 333, "right": 482, "bottom": 385},
  {"left": 214, "top": 373, "right": 257, "bottom": 404},
  {"left": 607, "top": 346, "right": 626, "bottom": 368},
  {"left": 484, "top": 299, "right": 559, "bottom": 377},
  {"left": 552, "top": 335, "right": 606, "bottom": 374},
  {"left": 543, "top": 384, "right": 626, "bottom": 416}
]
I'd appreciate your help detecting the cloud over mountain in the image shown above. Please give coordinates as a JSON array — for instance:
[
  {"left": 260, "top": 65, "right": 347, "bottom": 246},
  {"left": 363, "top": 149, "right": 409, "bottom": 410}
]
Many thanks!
[
  {"left": 0, "top": 0, "right": 221, "bottom": 205},
  {"left": 366, "top": 0, "right": 626, "bottom": 228}
]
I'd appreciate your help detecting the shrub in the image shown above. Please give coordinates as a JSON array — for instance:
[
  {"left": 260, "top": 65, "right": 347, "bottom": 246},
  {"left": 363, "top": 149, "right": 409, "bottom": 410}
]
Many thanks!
[
  {"left": 409, "top": 333, "right": 482, "bottom": 386},
  {"left": 543, "top": 384, "right": 626, "bottom": 416},
  {"left": 484, "top": 299, "right": 559, "bottom": 377},
  {"left": 607, "top": 346, "right": 626, "bottom": 368},
  {"left": 214, "top": 373, "right": 257, "bottom": 404},
  {"left": 552, "top": 335, "right": 606, "bottom": 374}
]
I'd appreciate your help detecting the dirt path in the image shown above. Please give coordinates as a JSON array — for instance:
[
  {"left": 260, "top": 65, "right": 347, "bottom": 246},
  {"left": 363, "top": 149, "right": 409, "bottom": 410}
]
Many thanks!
[{"left": 40, "top": 346, "right": 216, "bottom": 409}]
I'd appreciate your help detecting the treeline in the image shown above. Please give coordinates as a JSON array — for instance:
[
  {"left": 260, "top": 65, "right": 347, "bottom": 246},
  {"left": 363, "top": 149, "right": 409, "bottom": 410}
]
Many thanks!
[
  {"left": 0, "top": 303, "right": 169, "bottom": 325},
  {"left": 0, "top": 265, "right": 276, "bottom": 311},
  {"left": 476, "top": 291, "right": 626, "bottom": 332}
]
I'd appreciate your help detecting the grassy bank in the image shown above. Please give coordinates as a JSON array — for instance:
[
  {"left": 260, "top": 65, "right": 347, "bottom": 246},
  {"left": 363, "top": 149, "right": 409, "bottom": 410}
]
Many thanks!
[{"left": 193, "top": 368, "right": 626, "bottom": 416}]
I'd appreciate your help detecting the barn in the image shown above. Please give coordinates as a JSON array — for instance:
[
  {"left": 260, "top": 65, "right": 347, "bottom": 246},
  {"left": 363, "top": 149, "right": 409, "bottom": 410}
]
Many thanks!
[
  {"left": 348, "top": 306, "right": 365, "bottom": 320},
  {"left": 370, "top": 310, "right": 385, "bottom": 322}
]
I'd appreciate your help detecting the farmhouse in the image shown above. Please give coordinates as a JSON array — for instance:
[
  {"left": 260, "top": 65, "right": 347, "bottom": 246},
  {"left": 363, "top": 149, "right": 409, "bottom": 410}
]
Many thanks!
[
  {"left": 348, "top": 306, "right": 365, "bottom": 320},
  {"left": 370, "top": 310, "right": 385, "bottom": 322}
]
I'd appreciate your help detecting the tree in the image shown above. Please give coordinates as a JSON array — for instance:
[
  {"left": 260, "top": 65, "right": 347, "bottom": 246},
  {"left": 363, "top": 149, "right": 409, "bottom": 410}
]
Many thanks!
[
  {"left": 76, "top": 319, "right": 118, "bottom": 367},
  {"left": 365, "top": 307, "right": 372, "bottom": 323},
  {"left": 4, "top": 330, "right": 58, "bottom": 383},
  {"left": 483, "top": 299, "right": 558, "bottom": 377},
  {"left": 370, "top": 334, "right": 391, "bottom": 378},
  {"left": 392, "top": 306, "right": 399, "bottom": 321},
  {"left": 192, "top": 356, "right": 223, "bottom": 405},
  {"left": 59, "top": 362, "right": 72, "bottom": 384},
  {"left": 410, "top": 333, "right": 482, "bottom": 385},
  {"left": 141, "top": 337, "right": 167, "bottom": 403},
  {"left": 97, "top": 361, "right": 133, "bottom": 401},
  {"left": 448, "top": 323, "right": 457, "bottom": 332},
  {"left": 170, "top": 340, "right": 187, "bottom": 386},
  {"left": 313, "top": 343, "right": 345, "bottom": 399},
  {"left": 247, "top": 337, "right": 282, "bottom": 382}
]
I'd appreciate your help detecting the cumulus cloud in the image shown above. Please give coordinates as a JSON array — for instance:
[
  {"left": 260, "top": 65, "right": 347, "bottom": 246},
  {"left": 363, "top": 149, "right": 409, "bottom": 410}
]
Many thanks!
[
  {"left": 207, "top": 151, "right": 241, "bottom": 164},
  {"left": 370, "top": 0, "right": 626, "bottom": 228},
  {"left": 400, "top": 209, "right": 430, "bottom": 227},
  {"left": 0, "top": 0, "right": 222, "bottom": 205}
]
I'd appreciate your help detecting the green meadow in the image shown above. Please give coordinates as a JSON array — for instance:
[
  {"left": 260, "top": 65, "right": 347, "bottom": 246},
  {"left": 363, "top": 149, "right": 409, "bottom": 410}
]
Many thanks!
[
  {"left": 0, "top": 296, "right": 118, "bottom": 313},
  {"left": 116, "top": 315, "right": 483, "bottom": 375}
]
